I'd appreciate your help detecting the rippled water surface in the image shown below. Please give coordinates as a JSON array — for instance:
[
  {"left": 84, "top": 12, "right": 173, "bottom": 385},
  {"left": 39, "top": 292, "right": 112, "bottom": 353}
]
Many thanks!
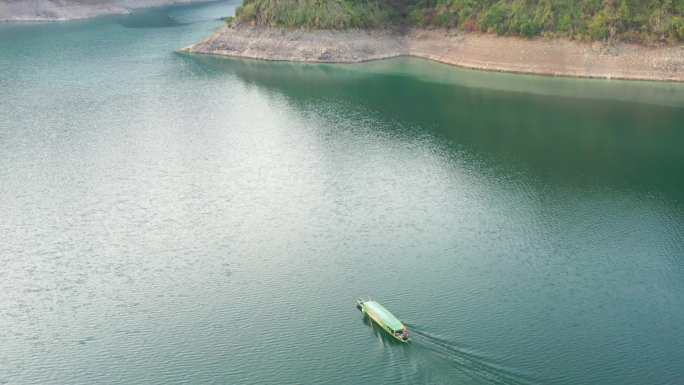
[{"left": 1, "top": 3, "right": 684, "bottom": 384}]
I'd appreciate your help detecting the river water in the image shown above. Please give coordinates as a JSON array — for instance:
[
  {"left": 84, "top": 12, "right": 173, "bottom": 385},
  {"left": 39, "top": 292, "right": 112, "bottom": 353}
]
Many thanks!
[{"left": 1, "top": 2, "right": 684, "bottom": 384}]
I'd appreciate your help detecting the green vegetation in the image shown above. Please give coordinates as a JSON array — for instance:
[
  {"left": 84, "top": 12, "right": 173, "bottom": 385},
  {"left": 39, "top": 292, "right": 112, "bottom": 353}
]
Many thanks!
[
  {"left": 408, "top": 0, "right": 684, "bottom": 43},
  {"left": 231, "top": 0, "right": 399, "bottom": 29},
  {"left": 231, "top": 0, "right": 684, "bottom": 43}
]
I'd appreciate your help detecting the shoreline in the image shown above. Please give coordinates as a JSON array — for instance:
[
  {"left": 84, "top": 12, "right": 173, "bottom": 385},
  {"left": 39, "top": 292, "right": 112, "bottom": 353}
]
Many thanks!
[
  {"left": 184, "top": 26, "right": 684, "bottom": 83},
  {"left": 0, "top": 0, "right": 214, "bottom": 22}
]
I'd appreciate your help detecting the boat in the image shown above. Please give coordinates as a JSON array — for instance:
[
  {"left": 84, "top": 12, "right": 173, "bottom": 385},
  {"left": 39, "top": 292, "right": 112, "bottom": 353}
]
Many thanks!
[{"left": 356, "top": 298, "right": 409, "bottom": 342}]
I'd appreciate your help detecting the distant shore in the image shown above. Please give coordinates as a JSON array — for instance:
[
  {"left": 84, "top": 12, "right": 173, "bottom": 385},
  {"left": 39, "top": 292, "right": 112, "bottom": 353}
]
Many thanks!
[
  {"left": 0, "top": 0, "right": 211, "bottom": 22},
  {"left": 184, "top": 26, "right": 684, "bottom": 82}
]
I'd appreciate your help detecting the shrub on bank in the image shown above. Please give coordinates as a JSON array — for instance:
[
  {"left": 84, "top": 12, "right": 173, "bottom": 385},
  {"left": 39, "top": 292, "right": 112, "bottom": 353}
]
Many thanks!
[
  {"left": 230, "top": 0, "right": 684, "bottom": 43},
  {"left": 232, "top": 0, "right": 398, "bottom": 29},
  {"left": 409, "top": 0, "right": 684, "bottom": 43}
]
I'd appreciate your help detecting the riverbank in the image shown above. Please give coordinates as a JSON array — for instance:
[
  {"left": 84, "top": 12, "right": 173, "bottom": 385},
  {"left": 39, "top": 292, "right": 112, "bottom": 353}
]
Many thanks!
[
  {"left": 0, "top": 0, "right": 212, "bottom": 22},
  {"left": 184, "top": 27, "right": 405, "bottom": 63},
  {"left": 185, "top": 26, "right": 684, "bottom": 82}
]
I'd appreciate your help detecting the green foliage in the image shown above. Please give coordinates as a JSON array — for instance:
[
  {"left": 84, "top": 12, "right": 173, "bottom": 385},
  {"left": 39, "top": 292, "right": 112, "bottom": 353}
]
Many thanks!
[
  {"left": 407, "top": 0, "right": 684, "bottom": 42},
  {"left": 233, "top": 0, "right": 398, "bottom": 29},
  {"left": 232, "top": 0, "right": 684, "bottom": 42},
  {"left": 588, "top": 10, "right": 610, "bottom": 40},
  {"left": 674, "top": 16, "right": 684, "bottom": 40},
  {"left": 480, "top": 3, "right": 509, "bottom": 34}
]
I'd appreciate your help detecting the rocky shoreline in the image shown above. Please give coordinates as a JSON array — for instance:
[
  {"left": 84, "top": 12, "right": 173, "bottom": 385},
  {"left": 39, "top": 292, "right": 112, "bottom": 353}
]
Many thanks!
[
  {"left": 184, "top": 26, "right": 684, "bottom": 82},
  {"left": 183, "top": 27, "right": 406, "bottom": 63},
  {"left": 0, "top": 0, "right": 211, "bottom": 22}
]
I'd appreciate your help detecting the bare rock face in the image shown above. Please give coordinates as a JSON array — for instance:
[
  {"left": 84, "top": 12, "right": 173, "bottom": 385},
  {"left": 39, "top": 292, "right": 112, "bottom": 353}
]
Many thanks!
[
  {"left": 184, "top": 26, "right": 407, "bottom": 63},
  {"left": 184, "top": 26, "right": 684, "bottom": 82},
  {"left": 0, "top": 0, "right": 210, "bottom": 21}
]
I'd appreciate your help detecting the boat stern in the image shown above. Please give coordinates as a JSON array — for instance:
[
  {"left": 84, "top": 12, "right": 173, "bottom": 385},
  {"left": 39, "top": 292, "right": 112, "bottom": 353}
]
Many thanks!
[{"left": 393, "top": 327, "right": 410, "bottom": 342}]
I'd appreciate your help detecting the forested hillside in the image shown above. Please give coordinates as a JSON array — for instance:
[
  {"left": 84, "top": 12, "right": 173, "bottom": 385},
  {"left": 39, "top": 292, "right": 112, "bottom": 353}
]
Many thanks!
[
  {"left": 230, "top": 0, "right": 400, "bottom": 29},
  {"left": 231, "top": 0, "right": 684, "bottom": 43},
  {"left": 410, "top": 0, "right": 684, "bottom": 42}
]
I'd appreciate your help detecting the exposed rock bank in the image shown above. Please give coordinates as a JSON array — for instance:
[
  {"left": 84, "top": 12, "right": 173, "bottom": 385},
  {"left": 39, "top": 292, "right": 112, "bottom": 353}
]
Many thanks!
[
  {"left": 185, "top": 26, "right": 684, "bottom": 82},
  {"left": 0, "top": 0, "right": 211, "bottom": 21},
  {"left": 183, "top": 27, "right": 406, "bottom": 63}
]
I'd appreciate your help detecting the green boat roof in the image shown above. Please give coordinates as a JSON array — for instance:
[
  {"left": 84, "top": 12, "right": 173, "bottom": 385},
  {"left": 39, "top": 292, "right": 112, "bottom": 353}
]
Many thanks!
[{"left": 365, "top": 301, "right": 404, "bottom": 331}]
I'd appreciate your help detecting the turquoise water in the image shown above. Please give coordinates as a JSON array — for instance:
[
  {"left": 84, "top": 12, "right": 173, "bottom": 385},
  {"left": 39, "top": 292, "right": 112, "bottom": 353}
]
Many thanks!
[{"left": 1, "top": 3, "right": 684, "bottom": 384}]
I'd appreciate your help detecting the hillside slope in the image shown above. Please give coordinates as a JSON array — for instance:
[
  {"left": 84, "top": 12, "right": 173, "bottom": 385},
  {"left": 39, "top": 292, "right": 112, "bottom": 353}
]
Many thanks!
[{"left": 231, "top": 0, "right": 684, "bottom": 43}]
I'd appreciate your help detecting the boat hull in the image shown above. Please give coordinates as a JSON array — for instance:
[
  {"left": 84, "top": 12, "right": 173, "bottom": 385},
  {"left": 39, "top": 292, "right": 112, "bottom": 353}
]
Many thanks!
[{"left": 358, "top": 300, "right": 409, "bottom": 343}]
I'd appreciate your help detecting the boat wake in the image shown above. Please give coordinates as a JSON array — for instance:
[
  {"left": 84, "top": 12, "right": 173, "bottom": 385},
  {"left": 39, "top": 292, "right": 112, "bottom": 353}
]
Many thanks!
[{"left": 405, "top": 324, "right": 539, "bottom": 385}]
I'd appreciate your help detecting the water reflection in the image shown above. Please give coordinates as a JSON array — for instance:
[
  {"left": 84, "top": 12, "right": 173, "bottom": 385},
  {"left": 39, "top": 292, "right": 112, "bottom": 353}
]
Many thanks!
[{"left": 178, "top": 54, "right": 684, "bottom": 202}]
